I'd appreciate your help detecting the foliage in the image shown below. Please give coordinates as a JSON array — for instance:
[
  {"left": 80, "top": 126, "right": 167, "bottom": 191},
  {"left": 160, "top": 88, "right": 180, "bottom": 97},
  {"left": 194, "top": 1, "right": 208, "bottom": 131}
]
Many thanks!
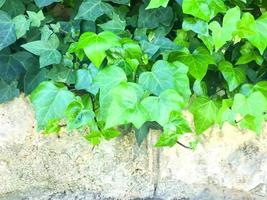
[{"left": 1, "top": 0, "right": 267, "bottom": 148}]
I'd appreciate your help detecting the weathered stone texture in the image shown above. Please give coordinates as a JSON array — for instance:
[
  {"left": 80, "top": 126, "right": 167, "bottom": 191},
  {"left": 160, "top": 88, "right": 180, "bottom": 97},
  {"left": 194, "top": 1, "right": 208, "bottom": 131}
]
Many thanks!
[{"left": 1, "top": 96, "right": 267, "bottom": 200}]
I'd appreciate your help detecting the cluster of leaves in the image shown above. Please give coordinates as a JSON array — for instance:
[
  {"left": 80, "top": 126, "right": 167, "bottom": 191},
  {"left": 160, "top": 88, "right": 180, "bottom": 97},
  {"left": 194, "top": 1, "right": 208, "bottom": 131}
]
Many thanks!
[{"left": 1, "top": 0, "right": 267, "bottom": 148}]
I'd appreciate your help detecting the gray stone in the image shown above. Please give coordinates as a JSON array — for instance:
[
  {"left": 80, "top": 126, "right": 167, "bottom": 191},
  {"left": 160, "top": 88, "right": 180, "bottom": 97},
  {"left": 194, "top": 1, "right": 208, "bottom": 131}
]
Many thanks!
[{"left": 1, "top": 96, "right": 267, "bottom": 199}]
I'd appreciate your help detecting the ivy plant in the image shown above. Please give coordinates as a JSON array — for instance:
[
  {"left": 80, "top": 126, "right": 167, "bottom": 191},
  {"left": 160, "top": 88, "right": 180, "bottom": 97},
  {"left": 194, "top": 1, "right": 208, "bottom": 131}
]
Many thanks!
[{"left": 1, "top": 0, "right": 267, "bottom": 148}]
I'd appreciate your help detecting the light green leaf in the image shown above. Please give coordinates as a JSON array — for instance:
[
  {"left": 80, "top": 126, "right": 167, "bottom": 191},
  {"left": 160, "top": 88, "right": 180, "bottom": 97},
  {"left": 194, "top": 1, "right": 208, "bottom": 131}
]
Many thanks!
[
  {"left": 237, "top": 12, "right": 267, "bottom": 54},
  {"left": 219, "top": 61, "right": 246, "bottom": 91},
  {"left": 209, "top": 6, "right": 241, "bottom": 51},
  {"left": 236, "top": 42, "right": 263, "bottom": 65},
  {"left": 75, "top": 0, "right": 113, "bottom": 21},
  {"left": 0, "top": 0, "right": 6, "bottom": 7},
  {"left": 155, "top": 132, "right": 178, "bottom": 147},
  {"left": 27, "top": 10, "right": 45, "bottom": 27},
  {"left": 189, "top": 97, "right": 220, "bottom": 134},
  {"left": 182, "top": 0, "right": 226, "bottom": 21},
  {"left": 13, "top": 15, "right": 30, "bottom": 39},
  {"left": 75, "top": 68, "right": 99, "bottom": 95},
  {"left": 232, "top": 92, "right": 267, "bottom": 117},
  {"left": 139, "top": 60, "right": 191, "bottom": 99},
  {"left": 21, "top": 34, "right": 62, "bottom": 68},
  {"left": 30, "top": 81, "right": 75, "bottom": 129},
  {"left": 100, "top": 82, "right": 147, "bottom": 129},
  {"left": 78, "top": 31, "right": 120, "bottom": 67},
  {"left": 141, "top": 89, "right": 184, "bottom": 126},
  {"left": 169, "top": 47, "right": 214, "bottom": 80},
  {"left": 240, "top": 115, "right": 264, "bottom": 135},
  {"left": 94, "top": 65, "right": 127, "bottom": 95},
  {"left": 183, "top": 17, "right": 209, "bottom": 36},
  {"left": 146, "top": 0, "right": 169, "bottom": 9},
  {"left": 0, "top": 11, "right": 16, "bottom": 51}
]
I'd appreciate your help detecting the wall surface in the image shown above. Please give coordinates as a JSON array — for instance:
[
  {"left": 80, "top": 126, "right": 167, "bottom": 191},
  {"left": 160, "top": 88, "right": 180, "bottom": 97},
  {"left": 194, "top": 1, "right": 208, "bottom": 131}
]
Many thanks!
[{"left": 1, "top": 96, "right": 267, "bottom": 200}]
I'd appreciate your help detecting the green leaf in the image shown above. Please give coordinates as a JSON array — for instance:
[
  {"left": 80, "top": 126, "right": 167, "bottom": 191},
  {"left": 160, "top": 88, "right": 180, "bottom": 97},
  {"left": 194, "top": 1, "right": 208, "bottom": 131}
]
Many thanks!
[
  {"left": 75, "top": 0, "right": 113, "bottom": 21},
  {"left": 13, "top": 15, "right": 30, "bottom": 39},
  {"left": 216, "top": 99, "right": 235, "bottom": 126},
  {"left": 0, "top": 11, "right": 16, "bottom": 51},
  {"left": 0, "top": 79, "right": 19, "bottom": 103},
  {"left": 141, "top": 89, "right": 185, "bottom": 126},
  {"left": 236, "top": 42, "right": 263, "bottom": 65},
  {"left": 183, "top": 17, "right": 209, "bottom": 36},
  {"left": 27, "top": 10, "right": 45, "bottom": 27},
  {"left": 78, "top": 31, "right": 120, "bottom": 67},
  {"left": 0, "top": 0, "right": 6, "bottom": 7},
  {"left": 100, "top": 82, "right": 147, "bottom": 129},
  {"left": 240, "top": 115, "right": 264, "bottom": 135},
  {"left": 1, "top": 0, "right": 25, "bottom": 18},
  {"left": 98, "top": 13, "right": 126, "bottom": 34},
  {"left": 232, "top": 92, "right": 267, "bottom": 117},
  {"left": 101, "top": 128, "right": 121, "bottom": 140},
  {"left": 182, "top": 0, "right": 226, "bottom": 21},
  {"left": 21, "top": 34, "right": 62, "bottom": 68},
  {"left": 94, "top": 65, "right": 127, "bottom": 95},
  {"left": 189, "top": 97, "right": 220, "bottom": 134},
  {"left": 75, "top": 67, "right": 99, "bottom": 95},
  {"left": 34, "top": 0, "right": 61, "bottom": 7},
  {"left": 169, "top": 47, "right": 214, "bottom": 80},
  {"left": 146, "top": 0, "right": 169, "bottom": 9},
  {"left": 237, "top": 12, "right": 267, "bottom": 54},
  {"left": 30, "top": 81, "right": 75, "bottom": 129},
  {"left": 155, "top": 132, "right": 178, "bottom": 147},
  {"left": 85, "top": 131, "right": 102, "bottom": 145},
  {"left": 139, "top": 60, "right": 191, "bottom": 99},
  {"left": 138, "top": 4, "right": 174, "bottom": 29},
  {"left": 219, "top": 61, "right": 246, "bottom": 91},
  {"left": 47, "top": 65, "right": 76, "bottom": 85},
  {"left": 209, "top": 6, "right": 241, "bottom": 51}
]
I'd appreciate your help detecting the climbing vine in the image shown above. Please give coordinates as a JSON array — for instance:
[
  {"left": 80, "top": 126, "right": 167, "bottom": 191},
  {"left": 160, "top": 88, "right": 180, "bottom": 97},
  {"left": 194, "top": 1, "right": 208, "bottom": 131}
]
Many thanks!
[{"left": 1, "top": 0, "right": 267, "bottom": 148}]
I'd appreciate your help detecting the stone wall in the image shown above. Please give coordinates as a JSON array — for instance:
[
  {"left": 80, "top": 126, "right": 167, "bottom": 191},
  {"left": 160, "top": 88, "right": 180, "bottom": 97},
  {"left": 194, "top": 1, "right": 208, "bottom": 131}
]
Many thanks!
[{"left": 0, "top": 96, "right": 267, "bottom": 200}]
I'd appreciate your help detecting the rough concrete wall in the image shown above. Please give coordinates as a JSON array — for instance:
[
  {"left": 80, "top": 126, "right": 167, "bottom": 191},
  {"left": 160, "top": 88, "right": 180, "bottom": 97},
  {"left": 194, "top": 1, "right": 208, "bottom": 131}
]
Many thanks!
[{"left": 0, "top": 96, "right": 267, "bottom": 200}]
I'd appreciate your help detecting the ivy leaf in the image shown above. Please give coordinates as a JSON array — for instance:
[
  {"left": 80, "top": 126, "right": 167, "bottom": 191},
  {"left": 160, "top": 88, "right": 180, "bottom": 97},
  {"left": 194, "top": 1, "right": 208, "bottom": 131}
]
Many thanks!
[
  {"left": 75, "top": 0, "right": 113, "bottom": 21},
  {"left": 100, "top": 82, "right": 147, "bottom": 129},
  {"left": 209, "top": 6, "right": 241, "bottom": 51},
  {"left": 0, "top": 0, "right": 6, "bottom": 7},
  {"left": 94, "top": 65, "right": 127, "bottom": 95},
  {"left": 0, "top": 11, "right": 16, "bottom": 51},
  {"left": 13, "top": 15, "right": 30, "bottom": 39},
  {"left": 189, "top": 97, "right": 220, "bottom": 134},
  {"left": 219, "top": 61, "right": 246, "bottom": 91},
  {"left": 0, "top": 79, "right": 19, "bottom": 103},
  {"left": 34, "top": 0, "right": 62, "bottom": 7},
  {"left": 0, "top": 51, "right": 25, "bottom": 83},
  {"left": 98, "top": 13, "right": 126, "bottom": 34},
  {"left": 169, "top": 47, "right": 214, "bottom": 80},
  {"left": 155, "top": 132, "right": 179, "bottom": 147},
  {"left": 101, "top": 128, "right": 121, "bottom": 140},
  {"left": 1, "top": 0, "right": 25, "bottom": 18},
  {"left": 138, "top": 4, "right": 174, "bottom": 29},
  {"left": 146, "top": 0, "right": 169, "bottom": 9},
  {"left": 232, "top": 92, "right": 267, "bottom": 117},
  {"left": 78, "top": 31, "right": 120, "bottom": 67},
  {"left": 240, "top": 115, "right": 264, "bottom": 135},
  {"left": 238, "top": 12, "right": 267, "bottom": 54},
  {"left": 182, "top": 0, "right": 226, "bottom": 22},
  {"left": 30, "top": 81, "right": 75, "bottom": 129},
  {"left": 182, "top": 17, "right": 209, "bottom": 36},
  {"left": 141, "top": 89, "right": 185, "bottom": 126},
  {"left": 139, "top": 60, "right": 191, "bottom": 99},
  {"left": 75, "top": 68, "right": 99, "bottom": 95},
  {"left": 47, "top": 65, "right": 76, "bottom": 85},
  {"left": 236, "top": 42, "right": 263, "bottom": 65},
  {"left": 27, "top": 10, "right": 45, "bottom": 27},
  {"left": 21, "top": 34, "right": 62, "bottom": 68}
]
